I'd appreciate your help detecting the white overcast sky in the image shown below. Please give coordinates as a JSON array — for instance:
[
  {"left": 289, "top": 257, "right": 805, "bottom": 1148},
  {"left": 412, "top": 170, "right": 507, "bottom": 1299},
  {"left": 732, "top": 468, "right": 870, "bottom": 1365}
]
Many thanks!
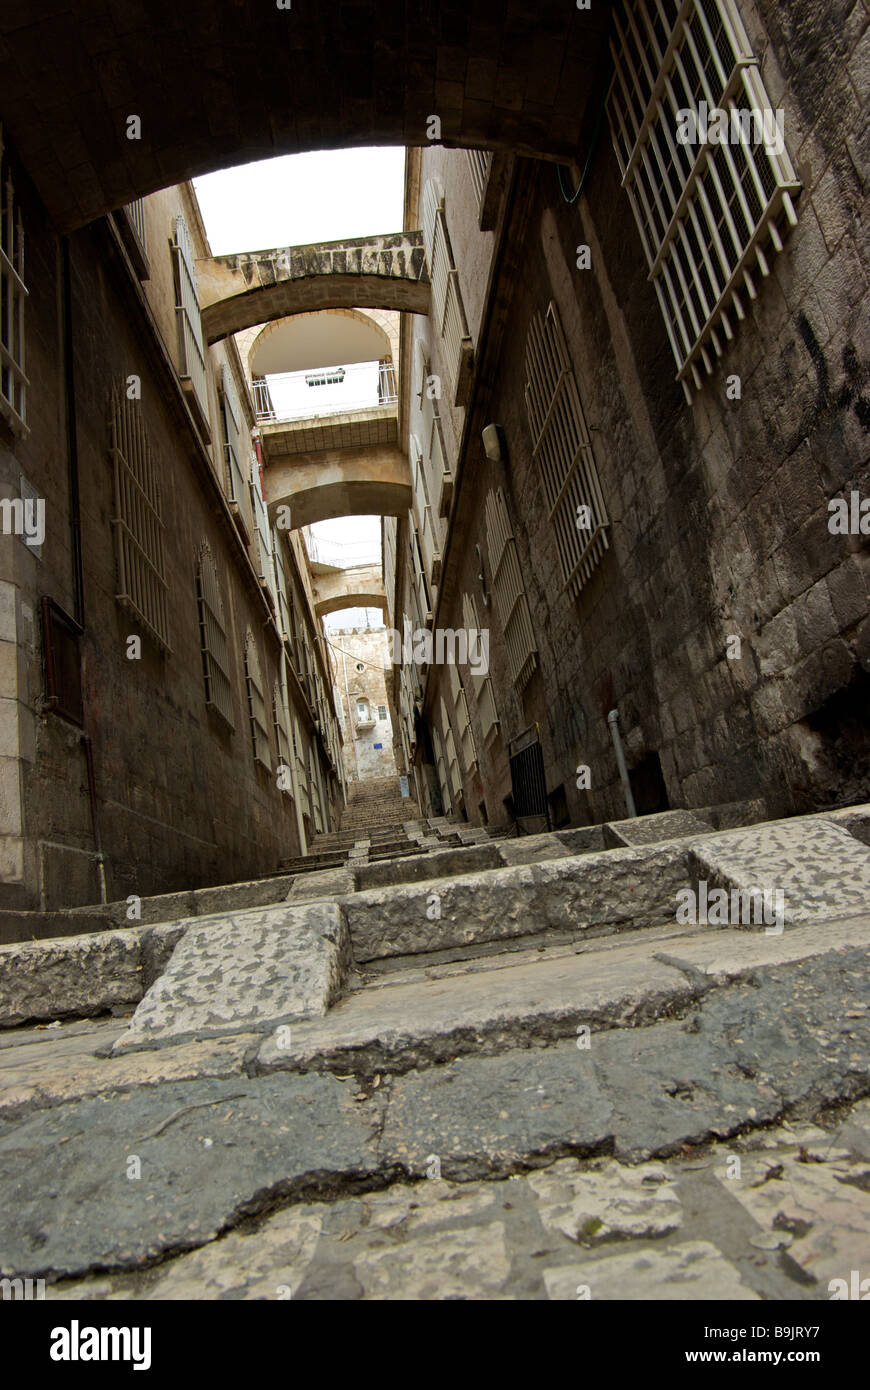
[
  {"left": 193, "top": 146, "right": 405, "bottom": 254},
  {"left": 194, "top": 149, "right": 403, "bottom": 624}
]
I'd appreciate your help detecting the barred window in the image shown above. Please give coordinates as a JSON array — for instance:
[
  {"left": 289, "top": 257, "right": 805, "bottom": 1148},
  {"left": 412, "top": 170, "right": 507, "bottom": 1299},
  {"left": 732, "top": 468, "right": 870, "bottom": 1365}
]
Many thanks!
[
  {"left": 416, "top": 341, "right": 453, "bottom": 517},
  {"left": 172, "top": 214, "right": 210, "bottom": 433},
  {"left": 410, "top": 434, "right": 442, "bottom": 587},
  {"left": 525, "top": 303, "right": 610, "bottom": 599},
  {"left": 109, "top": 386, "right": 170, "bottom": 650},
  {"left": 250, "top": 451, "right": 276, "bottom": 597},
  {"left": 448, "top": 660, "right": 477, "bottom": 774},
  {"left": 220, "top": 364, "right": 249, "bottom": 527},
  {"left": 422, "top": 180, "right": 474, "bottom": 406},
  {"left": 462, "top": 591, "right": 500, "bottom": 746},
  {"left": 439, "top": 697, "right": 462, "bottom": 803},
  {"left": 272, "top": 676, "right": 293, "bottom": 793},
  {"left": 196, "top": 542, "right": 233, "bottom": 728},
  {"left": 0, "top": 127, "right": 27, "bottom": 432},
  {"left": 243, "top": 628, "right": 271, "bottom": 768},
  {"left": 607, "top": 0, "right": 801, "bottom": 399},
  {"left": 409, "top": 521, "right": 433, "bottom": 630},
  {"left": 484, "top": 488, "right": 538, "bottom": 694},
  {"left": 432, "top": 722, "right": 452, "bottom": 815},
  {"left": 465, "top": 150, "right": 492, "bottom": 210},
  {"left": 293, "top": 712, "right": 311, "bottom": 818}
]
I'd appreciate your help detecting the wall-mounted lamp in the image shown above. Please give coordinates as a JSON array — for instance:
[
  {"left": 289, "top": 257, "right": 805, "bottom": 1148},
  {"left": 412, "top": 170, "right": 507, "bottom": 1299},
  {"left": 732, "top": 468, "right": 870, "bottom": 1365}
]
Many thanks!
[{"left": 481, "top": 423, "right": 504, "bottom": 462}]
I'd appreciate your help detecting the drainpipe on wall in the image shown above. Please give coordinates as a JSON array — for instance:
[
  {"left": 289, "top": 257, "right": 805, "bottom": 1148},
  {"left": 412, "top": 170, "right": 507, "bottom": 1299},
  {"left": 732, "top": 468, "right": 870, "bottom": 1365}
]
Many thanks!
[{"left": 607, "top": 708, "right": 637, "bottom": 820}]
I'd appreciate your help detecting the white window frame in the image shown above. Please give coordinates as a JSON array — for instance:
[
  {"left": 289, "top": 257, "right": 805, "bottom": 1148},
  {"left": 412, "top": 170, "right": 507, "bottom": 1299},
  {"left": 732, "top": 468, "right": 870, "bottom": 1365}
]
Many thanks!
[{"left": 606, "top": 0, "right": 801, "bottom": 400}]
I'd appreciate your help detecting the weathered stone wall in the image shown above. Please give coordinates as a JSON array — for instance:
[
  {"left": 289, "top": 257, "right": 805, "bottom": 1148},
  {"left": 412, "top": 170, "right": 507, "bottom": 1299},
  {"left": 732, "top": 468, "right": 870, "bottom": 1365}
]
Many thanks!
[
  {"left": 330, "top": 628, "right": 396, "bottom": 782},
  {"left": 415, "top": 0, "right": 870, "bottom": 830},
  {"left": 0, "top": 160, "right": 342, "bottom": 907}
]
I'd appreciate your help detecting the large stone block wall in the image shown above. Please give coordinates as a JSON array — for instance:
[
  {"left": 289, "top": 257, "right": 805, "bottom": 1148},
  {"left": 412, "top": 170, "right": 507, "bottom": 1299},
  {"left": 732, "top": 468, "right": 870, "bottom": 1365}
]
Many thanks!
[
  {"left": 0, "top": 159, "right": 342, "bottom": 908},
  {"left": 421, "top": 0, "right": 870, "bottom": 829}
]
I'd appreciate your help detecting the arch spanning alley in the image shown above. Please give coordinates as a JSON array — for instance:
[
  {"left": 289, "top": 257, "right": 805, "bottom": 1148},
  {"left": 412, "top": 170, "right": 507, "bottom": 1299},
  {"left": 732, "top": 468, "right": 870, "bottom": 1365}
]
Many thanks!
[
  {"left": 313, "top": 564, "right": 387, "bottom": 619},
  {"left": 247, "top": 309, "right": 399, "bottom": 379},
  {"left": 264, "top": 441, "right": 412, "bottom": 530},
  {"left": 198, "top": 234, "right": 428, "bottom": 343},
  {"left": 0, "top": 3, "right": 614, "bottom": 230}
]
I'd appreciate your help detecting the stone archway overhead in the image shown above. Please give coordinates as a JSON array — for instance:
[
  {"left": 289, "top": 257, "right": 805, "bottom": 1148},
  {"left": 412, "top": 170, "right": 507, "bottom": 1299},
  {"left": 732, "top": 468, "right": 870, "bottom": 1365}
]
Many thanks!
[
  {"left": 198, "top": 234, "right": 429, "bottom": 344},
  {"left": 248, "top": 308, "right": 400, "bottom": 378},
  {"left": 0, "top": 3, "right": 615, "bottom": 230}
]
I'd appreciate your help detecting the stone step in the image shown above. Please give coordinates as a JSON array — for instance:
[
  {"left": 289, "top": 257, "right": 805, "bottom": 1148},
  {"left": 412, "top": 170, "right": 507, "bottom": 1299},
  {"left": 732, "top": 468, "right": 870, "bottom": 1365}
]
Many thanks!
[{"left": 254, "top": 913, "right": 870, "bottom": 1079}]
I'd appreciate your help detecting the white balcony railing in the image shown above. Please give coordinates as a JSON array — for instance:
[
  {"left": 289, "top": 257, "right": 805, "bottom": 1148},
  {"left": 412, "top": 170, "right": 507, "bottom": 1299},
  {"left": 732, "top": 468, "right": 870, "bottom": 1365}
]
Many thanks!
[{"left": 253, "top": 359, "right": 397, "bottom": 424}]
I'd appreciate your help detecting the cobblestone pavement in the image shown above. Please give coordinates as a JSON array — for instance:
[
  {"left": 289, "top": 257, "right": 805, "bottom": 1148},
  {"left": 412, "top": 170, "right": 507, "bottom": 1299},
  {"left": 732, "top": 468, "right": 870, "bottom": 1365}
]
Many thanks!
[{"left": 44, "top": 1102, "right": 870, "bottom": 1300}]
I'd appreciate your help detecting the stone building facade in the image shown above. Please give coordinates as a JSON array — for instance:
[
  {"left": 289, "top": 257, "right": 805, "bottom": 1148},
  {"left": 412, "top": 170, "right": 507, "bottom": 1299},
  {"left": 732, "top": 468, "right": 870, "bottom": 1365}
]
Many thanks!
[
  {"left": 0, "top": 164, "right": 345, "bottom": 908},
  {"left": 329, "top": 627, "right": 397, "bottom": 782},
  {"left": 387, "top": 0, "right": 870, "bottom": 830}
]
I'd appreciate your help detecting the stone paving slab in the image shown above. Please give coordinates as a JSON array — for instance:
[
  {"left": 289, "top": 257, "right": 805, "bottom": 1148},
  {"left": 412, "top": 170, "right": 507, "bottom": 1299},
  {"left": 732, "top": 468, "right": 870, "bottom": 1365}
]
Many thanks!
[
  {"left": 604, "top": 809, "right": 713, "bottom": 848},
  {"left": 112, "top": 902, "right": 350, "bottom": 1053},
  {"left": 42, "top": 1109, "right": 870, "bottom": 1300},
  {"left": 0, "top": 949, "right": 866, "bottom": 1280},
  {"left": 689, "top": 818, "right": 870, "bottom": 924}
]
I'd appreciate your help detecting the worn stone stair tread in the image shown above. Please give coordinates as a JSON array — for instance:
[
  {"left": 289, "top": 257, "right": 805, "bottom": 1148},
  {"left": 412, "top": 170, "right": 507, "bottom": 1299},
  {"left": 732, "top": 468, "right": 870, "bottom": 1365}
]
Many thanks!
[{"left": 255, "top": 914, "right": 870, "bottom": 1075}]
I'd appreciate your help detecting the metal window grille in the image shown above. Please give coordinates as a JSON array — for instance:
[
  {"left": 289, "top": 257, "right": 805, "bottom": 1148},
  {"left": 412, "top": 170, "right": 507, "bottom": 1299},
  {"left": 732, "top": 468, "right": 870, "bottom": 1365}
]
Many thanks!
[
  {"left": 250, "top": 451, "right": 276, "bottom": 597},
  {"left": 220, "top": 364, "right": 248, "bottom": 518},
  {"left": 0, "top": 126, "right": 27, "bottom": 432},
  {"left": 410, "top": 522, "right": 433, "bottom": 629},
  {"left": 448, "top": 659, "right": 478, "bottom": 773},
  {"left": 272, "top": 528, "right": 292, "bottom": 646},
  {"left": 109, "top": 385, "right": 170, "bottom": 650},
  {"left": 125, "top": 198, "right": 147, "bottom": 251},
  {"left": 172, "top": 214, "right": 210, "bottom": 426},
  {"left": 243, "top": 628, "right": 271, "bottom": 768},
  {"left": 440, "top": 697, "right": 462, "bottom": 802},
  {"left": 484, "top": 488, "right": 538, "bottom": 694},
  {"left": 196, "top": 542, "right": 233, "bottom": 727},
  {"left": 293, "top": 713, "right": 311, "bottom": 818},
  {"left": 417, "top": 341, "right": 453, "bottom": 517},
  {"left": 465, "top": 150, "right": 492, "bottom": 209},
  {"left": 309, "top": 744, "right": 323, "bottom": 832},
  {"left": 432, "top": 723, "right": 452, "bottom": 814},
  {"left": 525, "top": 302, "right": 610, "bottom": 599},
  {"left": 272, "top": 676, "right": 293, "bottom": 793},
  {"left": 606, "top": 0, "right": 801, "bottom": 400},
  {"left": 410, "top": 434, "right": 442, "bottom": 587},
  {"left": 462, "top": 591, "right": 500, "bottom": 745},
  {"left": 422, "top": 180, "right": 473, "bottom": 405}
]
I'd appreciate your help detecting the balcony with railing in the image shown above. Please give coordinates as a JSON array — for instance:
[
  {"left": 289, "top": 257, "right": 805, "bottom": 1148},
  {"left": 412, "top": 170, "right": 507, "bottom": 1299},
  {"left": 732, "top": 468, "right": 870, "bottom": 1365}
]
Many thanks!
[{"left": 252, "top": 359, "right": 397, "bottom": 425}]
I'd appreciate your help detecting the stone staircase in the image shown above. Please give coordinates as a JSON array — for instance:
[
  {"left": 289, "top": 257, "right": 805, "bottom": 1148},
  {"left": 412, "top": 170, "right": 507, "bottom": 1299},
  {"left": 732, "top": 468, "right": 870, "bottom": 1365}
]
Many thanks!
[
  {"left": 2, "top": 798, "right": 870, "bottom": 1298},
  {"left": 277, "top": 774, "right": 511, "bottom": 876}
]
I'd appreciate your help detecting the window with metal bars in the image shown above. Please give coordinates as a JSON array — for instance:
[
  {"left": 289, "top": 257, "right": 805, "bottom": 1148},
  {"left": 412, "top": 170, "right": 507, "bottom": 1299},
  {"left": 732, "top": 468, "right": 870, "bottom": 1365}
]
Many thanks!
[
  {"left": 415, "top": 341, "right": 453, "bottom": 518},
  {"left": 195, "top": 541, "right": 233, "bottom": 728},
  {"left": 465, "top": 150, "right": 492, "bottom": 210},
  {"left": 109, "top": 385, "right": 170, "bottom": 651},
  {"left": 422, "top": 180, "right": 474, "bottom": 405},
  {"left": 606, "top": 0, "right": 801, "bottom": 400},
  {"left": 220, "top": 364, "right": 249, "bottom": 525},
  {"left": 0, "top": 126, "right": 27, "bottom": 433},
  {"left": 447, "top": 660, "right": 478, "bottom": 774},
  {"left": 272, "top": 675, "right": 293, "bottom": 792},
  {"left": 524, "top": 303, "right": 610, "bottom": 600},
  {"left": 484, "top": 487, "right": 538, "bottom": 695},
  {"left": 172, "top": 214, "right": 211, "bottom": 433},
  {"left": 243, "top": 628, "right": 271, "bottom": 769},
  {"left": 439, "top": 696, "right": 463, "bottom": 804},
  {"left": 462, "top": 591, "right": 500, "bottom": 745}
]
